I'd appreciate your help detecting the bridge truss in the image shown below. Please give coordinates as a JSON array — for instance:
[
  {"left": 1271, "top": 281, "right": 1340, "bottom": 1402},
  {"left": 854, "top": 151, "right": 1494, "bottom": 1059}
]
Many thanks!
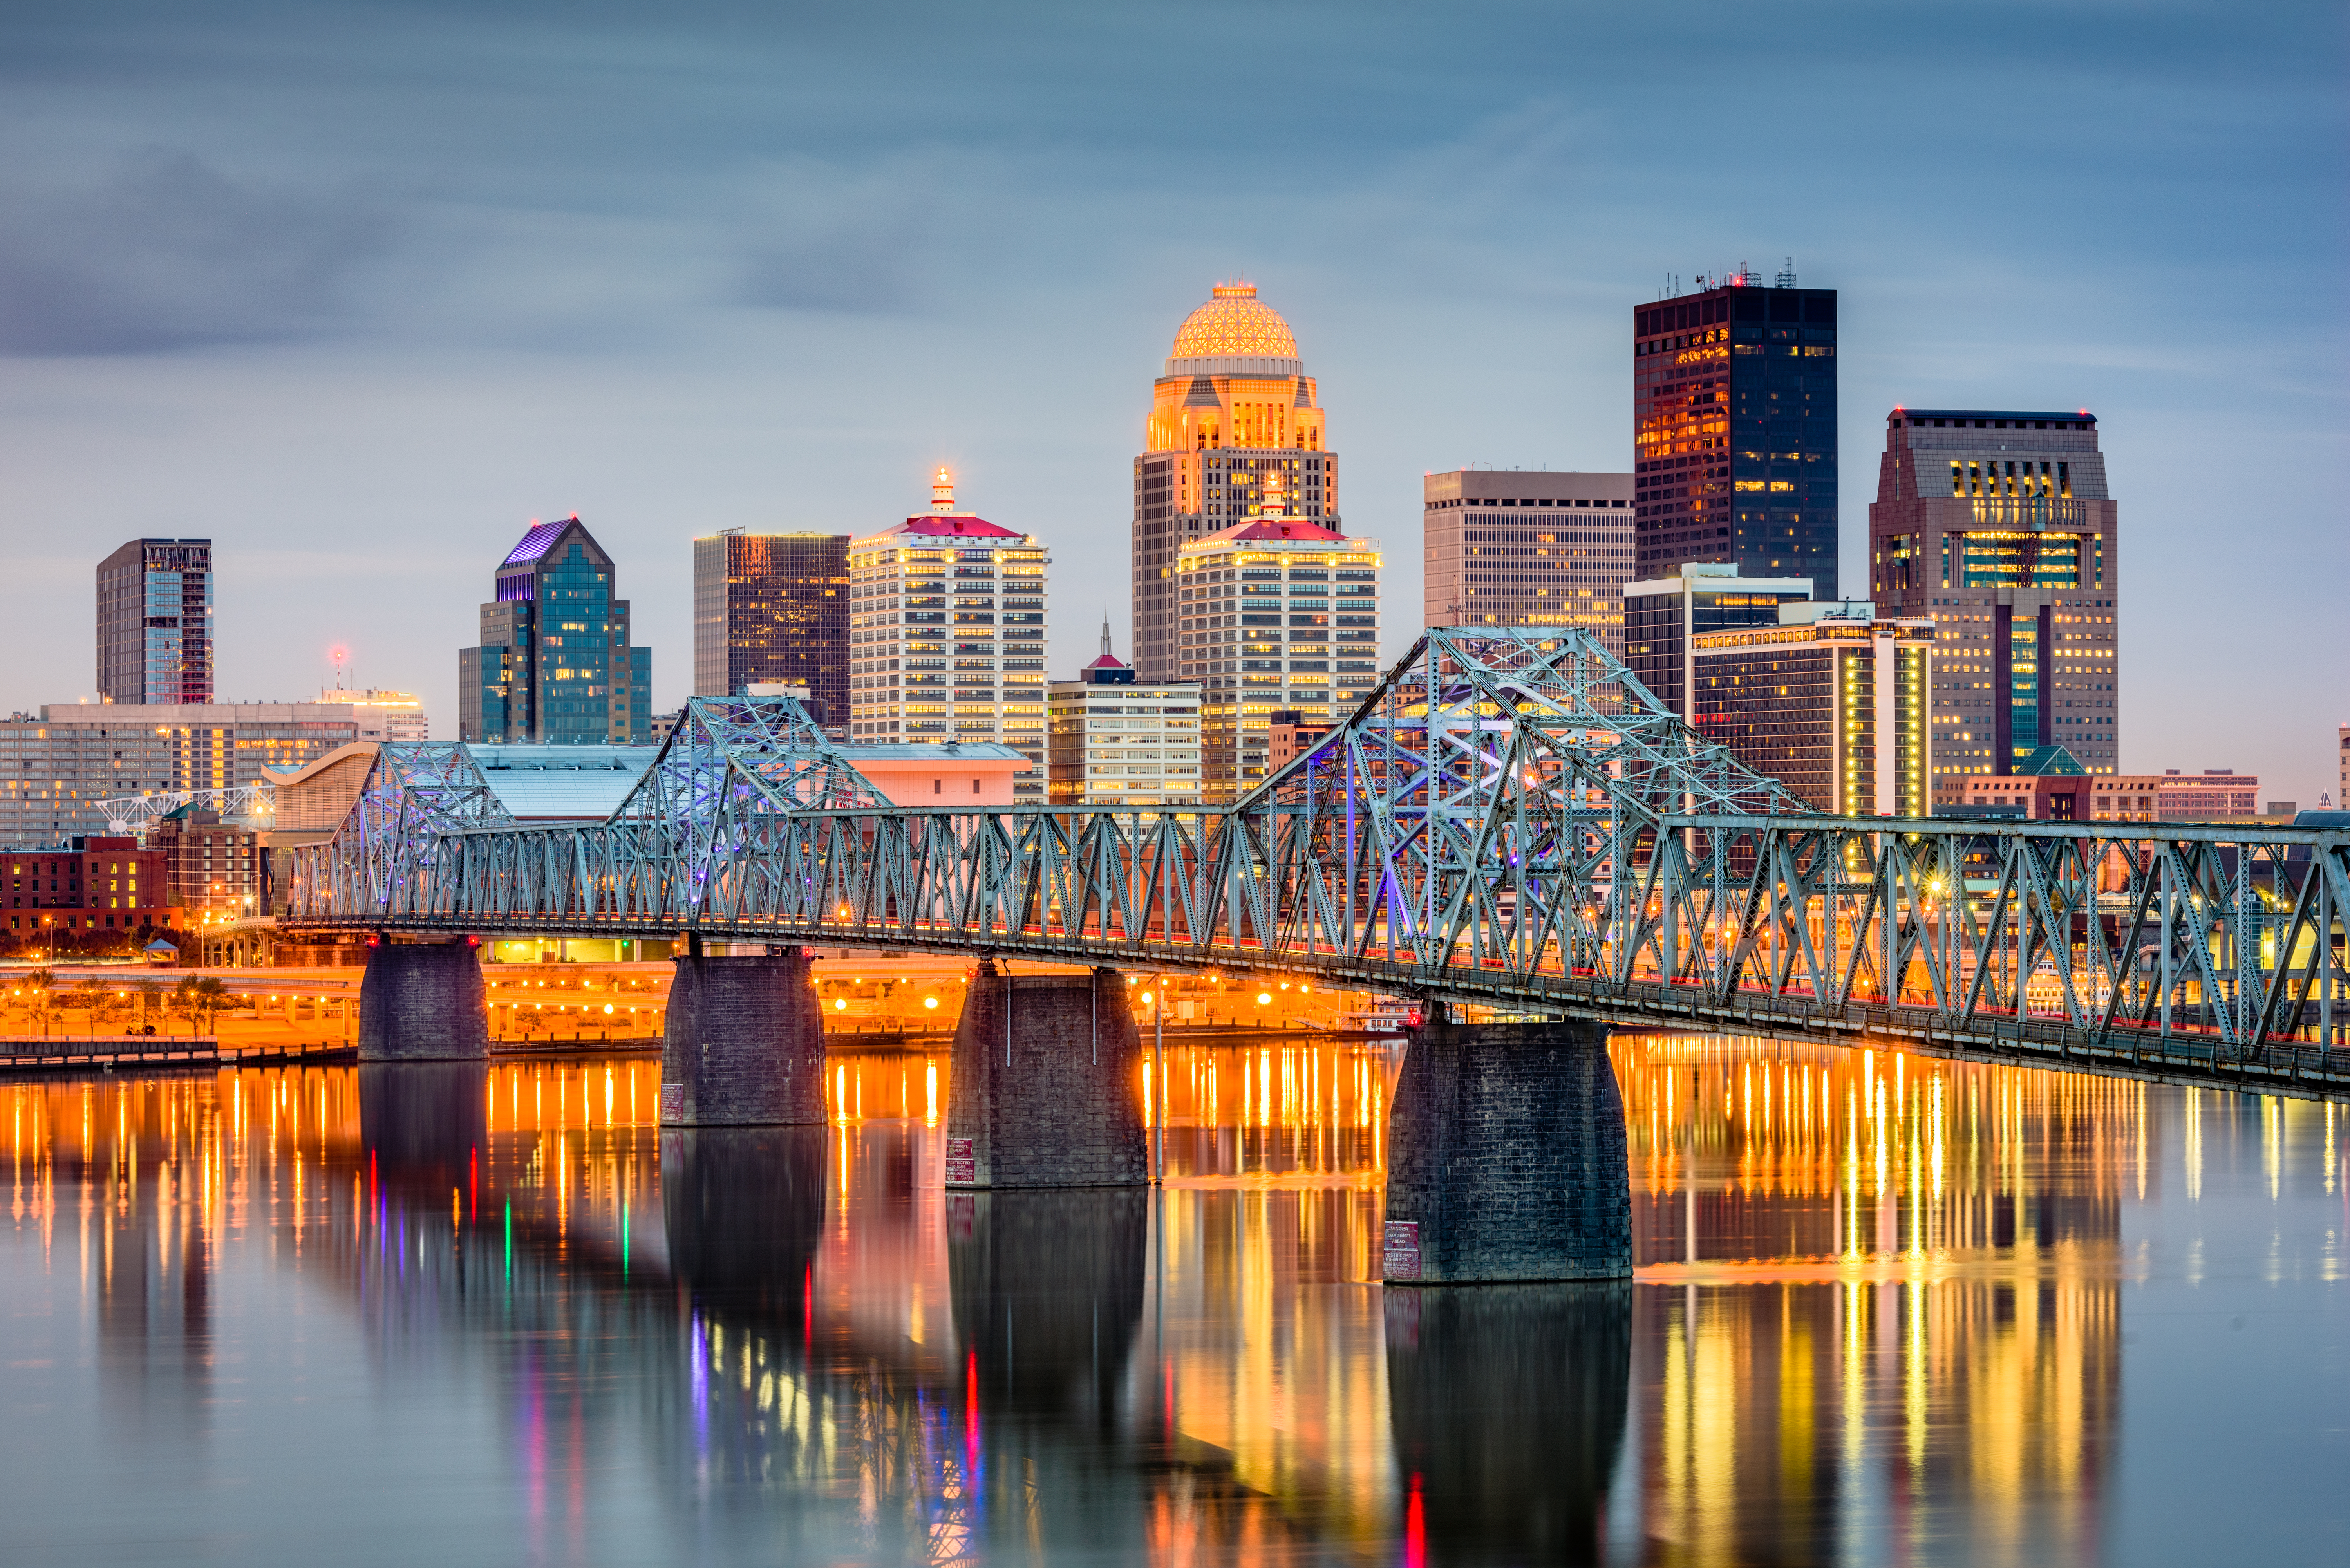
[{"left": 290, "top": 629, "right": 2350, "bottom": 1099}]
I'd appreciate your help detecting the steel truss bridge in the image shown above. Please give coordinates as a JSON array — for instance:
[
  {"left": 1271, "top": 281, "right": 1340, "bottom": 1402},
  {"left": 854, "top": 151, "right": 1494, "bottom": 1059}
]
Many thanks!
[{"left": 289, "top": 629, "right": 2350, "bottom": 1102}]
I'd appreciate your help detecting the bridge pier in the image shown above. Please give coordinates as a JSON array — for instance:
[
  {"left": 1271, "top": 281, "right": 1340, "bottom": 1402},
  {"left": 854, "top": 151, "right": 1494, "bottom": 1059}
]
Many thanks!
[
  {"left": 659, "top": 946, "right": 826, "bottom": 1126},
  {"left": 356, "top": 937, "right": 489, "bottom": 1062},
  {"left": 1383, "top": 1010, "right": 1631, "bottom": 1283},
  {"left": 945, "top": 961, "right": 1147, "bottom": 1189}
]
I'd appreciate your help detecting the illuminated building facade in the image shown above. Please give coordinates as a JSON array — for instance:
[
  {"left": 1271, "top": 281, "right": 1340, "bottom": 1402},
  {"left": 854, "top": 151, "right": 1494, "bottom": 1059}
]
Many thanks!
[
  {"left": 848, "top": 473, "right": 1050, "bottom": 806},
  {"left": 1133, "top": 284, "right": 1338, "bottom": 683},
  {"left": 691, "top": 532, "right": 850, "bottom": 723},
  {"left": 316, "top": 688, "right": 429, "bottom": 742},
  {"left": 148, "top": 809, "right": 266, "bottom": 923},
  {"left": 4, "top": 836, "right": 173, "bottom": 940},
  {"left": 1634, "top": 272, "right": 1837, "bottom": 593},
  {"left": 1047, "top": 628, "right": 1201, "bottom": 808},
  {"left": 96, "top": 538, "right": 213, "bottom": 705},
  {"left": 1176, "top": 516, "right": 1379, "bottom": 801},
  {"left": 1866, "top": 409, "right": 2120, "bottom": 804},
  {"left": 459, "top": 517, "right": 653, "bottom": 744},
  {"left": 1692, "top": 604, "right": 1934, "bottom": 817},
  {"left": 1622, "top": 562, "right": 1812, "bottom": 721},
  {"left": 1421, "top": 470, "right": 1634, "bottom": 654},
  {"left": 0, "top": 704, "right": 362, "bottom": 849}
]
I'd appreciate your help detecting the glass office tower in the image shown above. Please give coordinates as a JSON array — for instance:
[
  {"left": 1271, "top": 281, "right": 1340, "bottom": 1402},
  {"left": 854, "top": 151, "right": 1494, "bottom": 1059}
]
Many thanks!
[
  {"left": 691, "top": 531, "right": 850, "bottom": 721},
  {"left": 458, "top": 516, "right": 653, "bottom": 744},
  {"left": 1633, "top": 271, "right": 1837, "bottom": 596},
  {"left": 96, "top": 539, "right": 213, "bottom": 705}
]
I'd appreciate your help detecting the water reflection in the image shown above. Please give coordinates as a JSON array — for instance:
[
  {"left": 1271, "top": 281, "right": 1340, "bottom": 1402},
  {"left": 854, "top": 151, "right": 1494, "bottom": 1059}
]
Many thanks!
[{"left": 1, "top": 1039, "right": 2342, "bottom": 1564}]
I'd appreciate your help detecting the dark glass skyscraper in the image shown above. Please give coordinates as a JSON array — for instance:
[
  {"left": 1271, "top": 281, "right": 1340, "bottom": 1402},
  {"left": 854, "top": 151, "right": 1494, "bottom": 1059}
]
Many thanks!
[
  {"left": 459, "top": 516, "right": 652, "bottom": 744},
  {"left": 691, "top": 531, "right": 850, "bottom": 721},
  {"left": 95, "top": 538, "right": 212, "bottom": 704},
  {"left": 1633, "top": 275, "right": 1837, "bottom": 596}
]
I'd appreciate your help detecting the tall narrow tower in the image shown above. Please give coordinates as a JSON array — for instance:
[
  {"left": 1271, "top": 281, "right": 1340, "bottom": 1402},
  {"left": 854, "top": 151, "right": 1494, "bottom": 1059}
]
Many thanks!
[{"left": 1131, "top": 283, "right": 1338, "bottom": 683}]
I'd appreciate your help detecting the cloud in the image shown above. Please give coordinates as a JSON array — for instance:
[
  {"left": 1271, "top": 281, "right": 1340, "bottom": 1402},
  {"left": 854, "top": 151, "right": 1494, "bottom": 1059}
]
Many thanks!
[{"left": 0, "top": 150, "right": 392, "bottom": 355}]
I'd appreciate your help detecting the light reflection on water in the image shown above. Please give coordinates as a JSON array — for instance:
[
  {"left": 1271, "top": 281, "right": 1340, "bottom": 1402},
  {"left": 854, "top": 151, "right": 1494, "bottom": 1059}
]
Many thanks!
[{"left": 0, "top": 1037, "right": 2343, "bottom": 1565}]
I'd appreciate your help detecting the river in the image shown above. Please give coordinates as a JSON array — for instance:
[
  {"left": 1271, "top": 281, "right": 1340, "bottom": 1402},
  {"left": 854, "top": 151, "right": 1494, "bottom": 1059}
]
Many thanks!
[{"left": 1, "top": 1036, "right": 2342, "bottom": 1564}]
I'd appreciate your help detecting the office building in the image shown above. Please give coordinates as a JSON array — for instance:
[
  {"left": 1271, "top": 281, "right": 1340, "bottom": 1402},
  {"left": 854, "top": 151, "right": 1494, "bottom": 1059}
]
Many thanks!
[
  {"left": 1867, "top": 408, "right": 2120, "bottom": 804},
  {"left": 1267, "top": 710, "right": 1334, "bottom": 772},
  {"left": 4, "top": 836, "right": 174, "bottom": 943},
  {"left": 692, "top": 531, "right": 850, "bottom": 723},
  {"left": 1622, "top": 562, "right": 1813, "bottom": 721},
  {"left": 458, "top": 516, "right": 653, "bottom": 744},
  {"left": 1633, "top": 269, "right": 1837, "bottom": 592},
  {"left": 96, "top": 538, "right": 213, "bottom": 705},
  {"left": 317, "top": 688, "right": 429, "bottom": 742},
  {"left": 0, "top": 703, "right": 364, "bottom": 849},
  {"left": 1047, "top": 628, "right": 1201, "bottom": 809},
  {"left": 1965, "top": 769, "right": 2261, "bottom": 824},
  {"left": 1133, "top": 283, "right": 1338, "bottom": 683},
  {"left": 1177, "top": 512, "right": 1380, "bottom": 802},
  {"left": 148, "top": 808, "right": 267, "bottom": 924},
  {"left": 1422, "top": 470, "right": 1634, "bottom": 658},
  {"left": 848, "top": 473, "right": 1050, "bottom": 805},
  {"left": 1692, "top": 603, "right": 1933, "bottom": 817}
]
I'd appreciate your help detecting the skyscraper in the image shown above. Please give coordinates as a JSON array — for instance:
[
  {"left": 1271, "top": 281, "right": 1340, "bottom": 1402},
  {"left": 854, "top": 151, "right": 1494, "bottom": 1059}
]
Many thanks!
[
  {"left": 1866, "top": 408, "right": 2119, "bottom": 804},
  {"left": 1422, "top": 469, "right": 1634, "bottom": 649},
  {"left": 1132, "top": 283, "right": 1338, "bottom": 683},
  {"left": 1622, "top": 562, "right": 1814, "bottom": 722},
  {"left": 96, "top": 538, "right": 213, "bottom": 705},
  {"left": 691, "top": 531, "right": 850, "bottom": 721},
  {"left": 458, "top": 516, "right": 653, "bottom": 744},
  {"left": 1692, "top": 603, "right": 1935, "bottom": 817},
  {"left": 848, "top": 473, "right": 1050, "bottom": 805},
  {"left": 1633, "top": 270, "right": 1837, "bottom": 594},
  {"left": 1177, "top": 509, "right": 1380, "bottom": 802}
]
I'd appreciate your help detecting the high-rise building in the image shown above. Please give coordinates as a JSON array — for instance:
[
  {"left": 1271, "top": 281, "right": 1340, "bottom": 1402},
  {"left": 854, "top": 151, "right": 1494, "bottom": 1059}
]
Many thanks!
[
  {"left": 1047, "top": 625, "right": 1201, "bottom": 809},
  {"left": 848, "top": 473, "right": 1050, "bottom": 805},
  {"left": 2337, "top": 724, "right": 2346, "bottom": 810},
  {"left": 1633, "top": 272, "right": 1837, "bottom": 593},
  {"left": 691, "top": 531, "right": 850, "bottom": 722},
  {"left": 1177, "top": 512, "right": 1380, "bottom": 802},
  {"left": 96, "top": 538, "right": 213, "bottom": 705},
  {"left": 1622, "top": 562, "right": 1813, "bottom": 721},
  {"left": 0, "top": 703, "right": 363, "bottom": 848},
  {"left": 316, "top": 688, "right": 429, "bottom": 742},
  {"left": 1692, "top": 603, "right": 1934, "bottom": 817},
  {"left": 1866, "top": 408, "right": 2120, "bottom": 805},
  {"left": 458, "top": 517, "right": 653, "bottom": 744},
  {"left": 1422, "top": 471, "right": 1634, "bottom": 657},
  {"left": 1133, "top": 284, "right": 1338, "bottom": 683}
]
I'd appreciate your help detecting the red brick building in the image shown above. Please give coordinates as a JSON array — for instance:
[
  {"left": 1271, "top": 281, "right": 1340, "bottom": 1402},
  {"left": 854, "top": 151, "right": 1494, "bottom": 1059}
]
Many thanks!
[{"left": 5, "top": 836, "right": 175, "bottom": 940}]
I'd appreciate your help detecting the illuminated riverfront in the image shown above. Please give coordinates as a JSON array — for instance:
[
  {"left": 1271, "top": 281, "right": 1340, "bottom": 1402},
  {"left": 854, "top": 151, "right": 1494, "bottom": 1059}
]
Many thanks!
[{"left": 3, "top": 1037, "right": 2340, "bottom": 1564}]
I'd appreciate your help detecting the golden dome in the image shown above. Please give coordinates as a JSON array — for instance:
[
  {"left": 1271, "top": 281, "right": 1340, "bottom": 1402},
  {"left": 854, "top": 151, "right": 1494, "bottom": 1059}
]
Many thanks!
[{"left": 1168, "top": 283, "right": 1300, "bottom": 370}]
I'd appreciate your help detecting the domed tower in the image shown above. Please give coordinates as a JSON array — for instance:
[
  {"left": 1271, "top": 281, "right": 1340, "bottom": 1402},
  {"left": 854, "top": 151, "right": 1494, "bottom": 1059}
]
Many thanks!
[{"left": 1130, "top": 283, "right": 1340, "bottom": 683}]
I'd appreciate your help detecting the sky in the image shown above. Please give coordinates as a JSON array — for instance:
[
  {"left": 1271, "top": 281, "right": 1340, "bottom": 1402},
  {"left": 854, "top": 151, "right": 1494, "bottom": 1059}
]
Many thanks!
[{"left": 0, "top": 1, "right": 2343, "bottom": 800}]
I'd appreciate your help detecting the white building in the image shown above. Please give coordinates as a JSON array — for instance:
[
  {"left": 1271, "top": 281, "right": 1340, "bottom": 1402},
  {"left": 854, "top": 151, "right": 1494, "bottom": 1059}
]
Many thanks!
[
  {"left": 848, "top": 471, "right": 1050, "bottom": 805},
  {"left": 318, "top": 688, "right": 430, "bottom": 742},
  {"left": 1048, "top": 628, "right": 1200, "bottom": 809},
  {"left": 1175, "top": 498, "right": 1379, "bottom": 802}
]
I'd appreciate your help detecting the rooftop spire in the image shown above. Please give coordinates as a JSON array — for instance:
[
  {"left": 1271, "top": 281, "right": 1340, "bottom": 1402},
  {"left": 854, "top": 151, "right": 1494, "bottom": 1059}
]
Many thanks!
[
  {"left": 931, "top": 466, "right": 956, "bottom": 513},
  {"left": 1100, "top": 608, "right": 1113, "bottom": 658}
]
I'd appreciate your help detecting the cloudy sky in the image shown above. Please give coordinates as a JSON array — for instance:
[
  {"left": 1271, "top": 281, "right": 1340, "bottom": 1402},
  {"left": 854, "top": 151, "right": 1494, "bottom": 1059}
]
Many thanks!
[{"left": 1, "top": 2, "right": 2342, "bottom": 797}]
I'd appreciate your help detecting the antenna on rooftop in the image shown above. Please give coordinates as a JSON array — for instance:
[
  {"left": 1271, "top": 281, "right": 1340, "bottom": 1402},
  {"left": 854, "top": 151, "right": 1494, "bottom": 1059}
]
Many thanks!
[{"left": 1775, "top": 257, "right": 1797, "bottom": 288}]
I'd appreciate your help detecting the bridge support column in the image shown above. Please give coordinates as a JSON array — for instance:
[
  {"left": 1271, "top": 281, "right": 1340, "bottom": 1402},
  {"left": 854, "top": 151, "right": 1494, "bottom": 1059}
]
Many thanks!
[
  {"left": 658, "top": 947, "right": 825, "bottom": 1126},
  {"left": 946, "top": 962, "right": 1146, "bottom": 1189},
  {"left": 1383, "top": 1011, "right": 1631, "bottom": 1283},
  {"left": 356, "top": 937, "right": 489, "bottom": 1062}
]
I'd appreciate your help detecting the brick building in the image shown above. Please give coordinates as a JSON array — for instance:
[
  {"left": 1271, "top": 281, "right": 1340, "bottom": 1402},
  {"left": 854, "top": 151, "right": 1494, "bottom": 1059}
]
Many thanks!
[{"left": 4, "top": 836, "right": 174, "bottom": 943}]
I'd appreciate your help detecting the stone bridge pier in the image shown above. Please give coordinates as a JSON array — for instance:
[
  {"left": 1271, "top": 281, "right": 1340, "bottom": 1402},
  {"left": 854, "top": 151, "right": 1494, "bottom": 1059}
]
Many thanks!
[
  {"left": 659, "top": 943, "right": 826, "bottom": 1126},
  {"left": 1382, "top": 1008, "right": 1632, "bottom": 1283},
  {"left": 357, "top": 937, "right": 489, "bottom": 1062},
  {"left": 946, "top": 961, "right": 1147, "bottom": 1189}
]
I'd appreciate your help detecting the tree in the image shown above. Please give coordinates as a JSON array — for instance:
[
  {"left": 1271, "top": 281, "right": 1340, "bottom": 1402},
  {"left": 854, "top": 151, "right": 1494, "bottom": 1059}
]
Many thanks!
[{"left": 174, "top": 975, "right": 227, "bottom": 1035}]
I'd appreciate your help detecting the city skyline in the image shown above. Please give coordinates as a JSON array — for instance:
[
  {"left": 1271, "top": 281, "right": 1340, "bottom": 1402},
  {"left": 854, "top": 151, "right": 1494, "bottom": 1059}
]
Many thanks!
[{"left": 0, "top": 5, "right": 2341, "bottom": 800}]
